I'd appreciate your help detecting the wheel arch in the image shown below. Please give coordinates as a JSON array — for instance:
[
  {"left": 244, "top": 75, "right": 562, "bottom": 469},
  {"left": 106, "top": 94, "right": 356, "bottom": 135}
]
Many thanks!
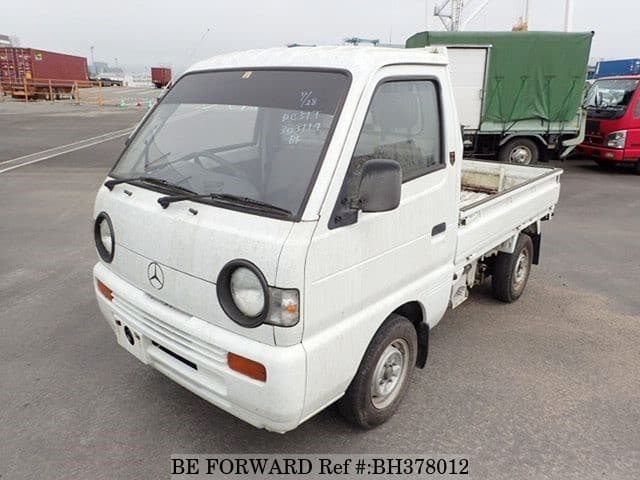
[
  {"left": 499, "top": 133, "right": 548, "bottom": 148},
  {"left": 392, "top": 301, "right": 429, "bottom": 369}
]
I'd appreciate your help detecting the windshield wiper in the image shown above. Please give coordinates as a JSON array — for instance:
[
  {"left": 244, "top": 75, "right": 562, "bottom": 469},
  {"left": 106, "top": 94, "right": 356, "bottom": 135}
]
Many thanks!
[
  {"left": 157, "top": 192, "right": 292, "bottom": 216},
  {"left": 104, "top": 176, "right": 197, "bottom": 195}
]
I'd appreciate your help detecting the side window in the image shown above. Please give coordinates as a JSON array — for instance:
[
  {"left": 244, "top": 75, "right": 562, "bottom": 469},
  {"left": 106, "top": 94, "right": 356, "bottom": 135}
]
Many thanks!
[
  {"left": 634, "top": 99, "right": 640, "bottom": 118},
  {"left": 346, "top": 80, "right": 443, "bottom": 197}
]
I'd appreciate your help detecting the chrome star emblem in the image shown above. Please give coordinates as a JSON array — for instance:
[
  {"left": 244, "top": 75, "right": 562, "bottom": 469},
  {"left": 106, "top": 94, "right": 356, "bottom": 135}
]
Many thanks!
[{"left": 147, "top": 262, "right": 164, "bottom": 290}]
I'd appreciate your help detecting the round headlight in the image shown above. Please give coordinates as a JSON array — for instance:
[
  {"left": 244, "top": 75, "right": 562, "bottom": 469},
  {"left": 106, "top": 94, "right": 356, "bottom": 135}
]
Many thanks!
[
  {"left": 94, "top": 212, "right": 115, "bottom": 263},
  {"left": 217, "top": 260, "right": 269, "bottom": 328},
  {"left": 230, "top": 267, "right": 266, "bottom": 317}
]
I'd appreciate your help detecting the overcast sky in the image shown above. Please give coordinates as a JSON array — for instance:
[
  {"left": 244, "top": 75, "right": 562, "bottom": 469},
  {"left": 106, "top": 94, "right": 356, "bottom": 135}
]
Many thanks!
[{"left": 4, "top": 0, "right": 638, "bottom": 74}]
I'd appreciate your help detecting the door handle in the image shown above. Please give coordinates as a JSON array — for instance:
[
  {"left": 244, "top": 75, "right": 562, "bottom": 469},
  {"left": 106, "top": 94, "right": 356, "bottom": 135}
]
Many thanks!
[{"left": 431, "top": 222, "right": 447, "bottom": 236}]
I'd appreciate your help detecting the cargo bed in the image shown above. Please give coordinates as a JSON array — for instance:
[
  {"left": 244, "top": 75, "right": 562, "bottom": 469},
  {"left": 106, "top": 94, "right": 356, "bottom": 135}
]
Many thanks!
[{"left": 456, "top": 160, "right": 562, "bottom": 267}]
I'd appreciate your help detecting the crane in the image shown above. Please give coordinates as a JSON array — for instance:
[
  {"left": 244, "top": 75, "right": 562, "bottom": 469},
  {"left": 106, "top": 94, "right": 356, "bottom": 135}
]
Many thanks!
[
  {"left": 512, "top": 0, "right": 531, "bottom": 31},
  {"left": 429, "top": 0, "right": 572, "bottom": 33},
  {"left": 433, "top": 0, "right": 465, "bottom": 31},
  {"left": 431, "top": 0, "right": 491, "bottom": 31}
]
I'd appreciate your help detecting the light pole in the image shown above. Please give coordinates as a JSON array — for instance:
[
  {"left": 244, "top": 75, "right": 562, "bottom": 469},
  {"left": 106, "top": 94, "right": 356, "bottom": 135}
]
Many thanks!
[
  {"left": 425, "top": 0, "right": 433, "bottom": 30},
  {"left": 564, "top": 0, "right": 574, "bottom": 32}
]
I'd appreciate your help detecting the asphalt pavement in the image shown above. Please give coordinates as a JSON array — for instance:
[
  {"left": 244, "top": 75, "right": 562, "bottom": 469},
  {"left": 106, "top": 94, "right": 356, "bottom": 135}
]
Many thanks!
[{"left": 0, "top": 104, "right": 638, "bottom": 479}]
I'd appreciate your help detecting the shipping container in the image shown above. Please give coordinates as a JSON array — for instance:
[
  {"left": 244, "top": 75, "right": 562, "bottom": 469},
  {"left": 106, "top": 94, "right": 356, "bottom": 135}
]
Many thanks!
[
  {"left": 594, "top": 58, "right": 640, "bottom": 78},
  {"left": 0, "top": 47, "right": 89, "bottom": 83},
  {"left": 151, "top": 67, "right": 172, "bottom": 88},
  {"left": 0, "top": 47, "right": 89, "bottom": 97}
]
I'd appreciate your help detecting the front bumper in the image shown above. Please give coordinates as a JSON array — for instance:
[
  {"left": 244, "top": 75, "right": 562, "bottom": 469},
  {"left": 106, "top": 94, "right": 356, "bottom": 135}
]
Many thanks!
[
  {"left": 93, "top": 262, "right": 306, "bottom": 433},
  {"left": 578, "top": 145, "right": 629, "bottom": 162}
]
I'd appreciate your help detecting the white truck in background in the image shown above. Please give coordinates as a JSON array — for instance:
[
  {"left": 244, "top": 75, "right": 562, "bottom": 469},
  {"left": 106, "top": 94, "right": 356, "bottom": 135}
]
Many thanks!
[{"left": 92, "top": 46, "right": 562, "bottom": 432}]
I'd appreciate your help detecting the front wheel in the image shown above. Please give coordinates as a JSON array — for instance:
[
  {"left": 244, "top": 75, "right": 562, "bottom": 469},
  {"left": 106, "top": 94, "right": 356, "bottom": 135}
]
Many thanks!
[
  {"left": 338, "top": 314, "right": 417, "bottom": 429},
  {"left": 498, "top": 138, "right": 540, "bottom": 165},
  {"left": 491, "top": 234, "right": 534, "bottom": 303}
]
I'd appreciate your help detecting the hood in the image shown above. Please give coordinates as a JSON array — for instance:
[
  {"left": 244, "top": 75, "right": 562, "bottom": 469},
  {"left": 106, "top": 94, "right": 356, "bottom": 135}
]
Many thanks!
[{"left": 93, "top": 183, "right": 294, "bottom": 343}]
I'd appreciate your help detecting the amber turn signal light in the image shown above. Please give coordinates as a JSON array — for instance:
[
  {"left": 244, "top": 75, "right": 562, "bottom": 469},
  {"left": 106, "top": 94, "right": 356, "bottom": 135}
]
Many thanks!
[
  {"left": 97, "top": 279, "right": 114, "bottom": 301},
  {"left": 227, "top": 352, "right": 267, "bottom": 382}
]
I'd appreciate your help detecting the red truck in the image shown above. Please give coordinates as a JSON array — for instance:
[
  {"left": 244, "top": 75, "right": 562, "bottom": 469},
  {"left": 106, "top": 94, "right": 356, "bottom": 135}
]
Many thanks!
[
  {"left": 579, "top": 75, "right": 640, "bottom": 173},
  {"left": 151, "top": 67, "right": 171, "bottom": 88},
  {"left": 0, "top": 47, "right": 89, "bottom": 98}
]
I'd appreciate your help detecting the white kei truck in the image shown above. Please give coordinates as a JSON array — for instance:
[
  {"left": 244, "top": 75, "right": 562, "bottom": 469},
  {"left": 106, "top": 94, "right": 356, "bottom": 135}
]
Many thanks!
[{"left": 93, "top": 47, "right": 562, "bottom": 433}]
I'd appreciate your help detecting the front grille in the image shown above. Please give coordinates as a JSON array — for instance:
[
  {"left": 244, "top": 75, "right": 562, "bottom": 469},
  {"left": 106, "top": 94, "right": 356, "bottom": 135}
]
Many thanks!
[
  {"left": 586, "top": 119, "right": 601, "bottom": 136},
  {"left": 152, "top": 341, "right": 198, "bottom": 370},
  {"left": 111, "top": 295, "right": 228, "bottom": 370},
  {"left": 584, "top": 134, "right": 604, "bottom": 145}
]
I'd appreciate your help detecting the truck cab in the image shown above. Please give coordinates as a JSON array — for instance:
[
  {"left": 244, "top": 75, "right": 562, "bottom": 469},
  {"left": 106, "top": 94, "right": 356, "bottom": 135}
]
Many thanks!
[
  {"left": 579, "top": 75, "right": 640, "bottom": 173},
  {"left": 93, "top": 47, "right": 562, "bottom": 433}
]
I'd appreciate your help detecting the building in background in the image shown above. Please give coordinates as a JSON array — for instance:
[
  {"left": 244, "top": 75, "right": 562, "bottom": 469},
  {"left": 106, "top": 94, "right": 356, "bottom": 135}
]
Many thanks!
[
  {"left": 91, "top": 61, "right": 108, "bottom": 76},
  {"left": 90, "top": 61, "right": 123, "bottom": 78},
  {"left": 0, "top": 34, "right": 13, "bottom": 47}
]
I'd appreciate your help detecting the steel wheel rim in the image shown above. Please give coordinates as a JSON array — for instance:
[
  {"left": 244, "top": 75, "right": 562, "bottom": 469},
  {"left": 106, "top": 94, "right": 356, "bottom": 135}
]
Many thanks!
[
  {"left": 513, "top": 249, "right": 530, "bottom": 291},
  {"left": 370, "top": 339, "right": 409, "bottom": 410},
  {"left": 510, "top": 146, "right": 532, "bottom": 165}
]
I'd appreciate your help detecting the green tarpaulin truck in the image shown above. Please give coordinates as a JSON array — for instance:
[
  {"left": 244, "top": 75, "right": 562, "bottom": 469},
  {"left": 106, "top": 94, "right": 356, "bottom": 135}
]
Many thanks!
[{"left": 406, "top": 31, "right": 593, "bottom": 164}]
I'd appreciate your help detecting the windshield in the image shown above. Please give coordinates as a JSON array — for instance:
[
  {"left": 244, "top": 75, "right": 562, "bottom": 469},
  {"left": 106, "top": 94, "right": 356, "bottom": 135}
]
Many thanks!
[
  {"left": 111, "top": 69, "right": 349, "bottom": 218},
  {"left": 586, "top": 79, "right": 639, "bottom": 118}
]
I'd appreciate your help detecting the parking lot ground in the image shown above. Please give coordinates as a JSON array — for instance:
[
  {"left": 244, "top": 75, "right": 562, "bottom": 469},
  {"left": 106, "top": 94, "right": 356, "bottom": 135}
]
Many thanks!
[
  {"left": 0, "top": 110, "right": 639, "bottom": 480},
  {"left": 0, "top": 101, "right": 148, "bottom": 161},
  {"left": 75, "top": 86, "right": 162, "bottom": 107}
]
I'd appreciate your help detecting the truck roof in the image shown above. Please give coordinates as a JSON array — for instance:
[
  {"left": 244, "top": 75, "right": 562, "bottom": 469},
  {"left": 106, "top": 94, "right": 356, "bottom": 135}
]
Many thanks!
[{"left": 186, "top": 46, "right": 448, "bottom": 77}]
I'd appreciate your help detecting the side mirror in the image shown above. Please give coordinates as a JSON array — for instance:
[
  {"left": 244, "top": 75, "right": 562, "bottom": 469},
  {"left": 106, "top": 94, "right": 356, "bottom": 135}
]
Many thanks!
[{"left": 356, "top": 159, "right": 402, "bottom": 213}]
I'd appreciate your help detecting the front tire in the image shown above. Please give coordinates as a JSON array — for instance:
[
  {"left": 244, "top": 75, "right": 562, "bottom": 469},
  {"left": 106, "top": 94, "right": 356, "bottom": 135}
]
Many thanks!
[
  {"left": 499, "top": 138, "right": 540, "bottom": 165},
  {"left": 492, "top": 234, "right": 534, "bottom": 303},
  {"left": 338, "top": 314, "right": 417, "bottom": 429}
]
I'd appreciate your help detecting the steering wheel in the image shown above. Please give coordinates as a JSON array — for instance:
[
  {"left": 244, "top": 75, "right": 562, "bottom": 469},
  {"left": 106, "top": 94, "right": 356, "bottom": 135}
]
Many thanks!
[
  {"left": 147, "top": 149, "right": 261, "bottom": 194},
  {"left": 191, "top": 150, "right": 244, "bottom": 177}
]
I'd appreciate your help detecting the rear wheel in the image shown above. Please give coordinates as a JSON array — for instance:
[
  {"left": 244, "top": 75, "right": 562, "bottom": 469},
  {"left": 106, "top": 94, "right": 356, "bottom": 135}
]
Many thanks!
[
  {"left": 338, "top": 314, "right": 417, "bottom": 429},
  {"left": 499, "top": 138, "right": 540, "bottom": 165},
  {"left": 635, "top": 161, "right": 640, "bottom": 175},
  {"left": 492, "top": 234, "right": 534, "bottom": 303}
]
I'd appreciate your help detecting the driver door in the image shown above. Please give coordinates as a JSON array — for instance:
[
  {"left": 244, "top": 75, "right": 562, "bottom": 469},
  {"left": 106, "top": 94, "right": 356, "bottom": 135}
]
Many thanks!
[{"left": 301, "top": 64, "right": 459, "bottom": 411}]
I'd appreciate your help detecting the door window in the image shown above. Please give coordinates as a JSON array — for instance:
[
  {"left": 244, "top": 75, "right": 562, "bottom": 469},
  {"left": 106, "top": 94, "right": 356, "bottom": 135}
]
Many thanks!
[{"left": 345, "top": 79, "right": 443, "bottom": 198}]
